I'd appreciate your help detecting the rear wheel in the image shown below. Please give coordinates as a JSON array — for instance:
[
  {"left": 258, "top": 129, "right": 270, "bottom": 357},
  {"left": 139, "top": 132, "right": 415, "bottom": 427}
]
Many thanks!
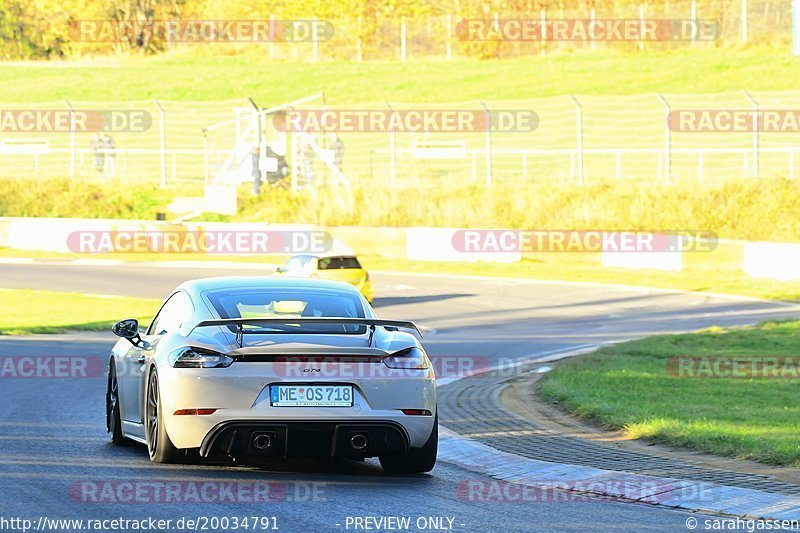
[
  {"left": 106, "top": 361, "right": 126, "bottom": 445},
  {"left": 379, "top": 414, "right": 438, "bottom": 474},
  {"left": 145, "top": 369, "right": 181, "bottom": 464}
]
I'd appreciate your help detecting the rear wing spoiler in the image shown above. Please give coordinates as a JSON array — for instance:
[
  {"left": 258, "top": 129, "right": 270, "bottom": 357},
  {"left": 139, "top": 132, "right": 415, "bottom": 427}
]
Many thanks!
[{"left": 190, "top": 317, "right": 423, "bottom": 347}]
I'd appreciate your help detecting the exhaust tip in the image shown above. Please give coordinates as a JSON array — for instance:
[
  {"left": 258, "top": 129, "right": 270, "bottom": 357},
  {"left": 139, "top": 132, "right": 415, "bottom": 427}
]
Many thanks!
[
  {"left": 253, "top": 433, "right": 272, "bottom": 450},
  {"left": 350, "top": 433, "right": 368, "bottom": 451}
]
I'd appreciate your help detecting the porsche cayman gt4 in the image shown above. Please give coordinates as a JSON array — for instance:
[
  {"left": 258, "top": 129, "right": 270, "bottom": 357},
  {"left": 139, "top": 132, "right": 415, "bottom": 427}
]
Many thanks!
[{"left": 106, "top": 276, "right": 437, "bottom": 473}]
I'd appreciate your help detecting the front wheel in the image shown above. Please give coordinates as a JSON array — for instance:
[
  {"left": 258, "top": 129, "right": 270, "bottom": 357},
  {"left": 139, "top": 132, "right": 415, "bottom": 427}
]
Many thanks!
[
  {"left": 145, "top": 369, "right": 181, "bottom": 464},
  {"left": 379, "top": 414, "right": 438, "bottom": 474}
]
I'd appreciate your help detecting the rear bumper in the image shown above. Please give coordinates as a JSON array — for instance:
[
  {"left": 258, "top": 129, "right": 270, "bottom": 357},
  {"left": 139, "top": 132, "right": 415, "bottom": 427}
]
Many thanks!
[
  {"left": 199, "top": 419, "right": 410, "bottom": 459},
  {"left": 158, "top": 364, "right": 436, "bottom": 450}
]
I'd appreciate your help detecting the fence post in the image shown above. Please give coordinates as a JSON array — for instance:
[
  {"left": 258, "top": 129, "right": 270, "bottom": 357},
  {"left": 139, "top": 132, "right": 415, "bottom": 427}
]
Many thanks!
[
  {"left": 250, "top": 98, "right": 267, "bottom": 186},
  {"left": 446, "top": 14, "right": 453, "bottom": 60},
  {"left": 742, "top": 0, "right": 748, "bottom": 42},
  {"left": 202, "top": 128, "right": 210, "bottom": 184},
  {"left": 155, "top": 100, "right": 167, "bottom": 188},
  {"left": 639, "top": 4, "right": 645, "bottom": 51},
  {"left": 66, "top": 100, "right": 76, "bottom": 181},
  {"left": 400, "top": 17, "right": 407, "bottom": 62},
  {"left": 357, "top": 17, "right": 363, "bottom": 62},
  {"left": 744, "top": 91, "right": 759, "bottom": 178},
  {"left": 313, "top": 19, "right": 319, "bottom": 62},
  {"left": 386, "top": 102, "right": 397, "bottom": 187},
  {"left": 269, "top": 15, "right": 276, "bottom": 60},
  {"left": 657, "top": 93, "right": 671, "bottom": 184},
  {"left": 794, "top": 0, "right": 800, "bottom": 55},
  {"left": 568, "top": 95, "right": 584, "bottom": 186},
  {"left": 289, "top": 107, "right": 298, "bottom": 192},
  {"left": 690, "top": 0, "right": 697, "bottom": 47},
  {"left": 540, "top": 9, "right": 547, "bottom": 56},
  {"left": 479, "top": 100, "right": 492, "bottom": 188}
]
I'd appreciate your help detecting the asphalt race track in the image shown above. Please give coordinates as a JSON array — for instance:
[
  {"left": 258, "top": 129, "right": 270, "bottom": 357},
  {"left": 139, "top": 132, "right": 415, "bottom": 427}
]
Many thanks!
[{"left": 0, "top": 261, "right": 797, "bottom": 532}]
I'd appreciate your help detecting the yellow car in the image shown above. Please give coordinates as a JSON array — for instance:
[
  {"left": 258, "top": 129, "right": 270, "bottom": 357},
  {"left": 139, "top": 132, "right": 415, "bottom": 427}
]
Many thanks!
[{"left": 276, "top": 254, "right": 374, "bottom": 303}]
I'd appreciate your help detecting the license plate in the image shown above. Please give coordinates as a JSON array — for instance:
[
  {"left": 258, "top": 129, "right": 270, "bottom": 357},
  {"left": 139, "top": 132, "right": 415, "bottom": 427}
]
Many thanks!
[{"left": 270, "top": 384, "right": 353, "bottom": 407}]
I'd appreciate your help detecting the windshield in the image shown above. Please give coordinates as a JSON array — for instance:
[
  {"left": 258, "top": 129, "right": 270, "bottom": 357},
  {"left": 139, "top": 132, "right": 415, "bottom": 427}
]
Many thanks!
[{"left": 205, "top": 288, "right": 366, "bottom": 334}]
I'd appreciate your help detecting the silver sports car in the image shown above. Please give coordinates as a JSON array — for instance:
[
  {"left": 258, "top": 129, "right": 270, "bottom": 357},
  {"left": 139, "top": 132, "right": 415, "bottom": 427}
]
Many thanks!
[{"left": 106, "top": 276, "right": 437, "bottom": 473}]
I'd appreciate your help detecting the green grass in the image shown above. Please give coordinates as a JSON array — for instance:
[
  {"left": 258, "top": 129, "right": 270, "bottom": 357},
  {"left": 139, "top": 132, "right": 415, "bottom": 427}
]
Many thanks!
[
  {"left": 0, "top": 178, "right": 196, "bottom": 219},
  {"left": 0, "top": 288, "right": 160, "bottom": 334},
  {"left": 539, "top": 321, "right": 800, "bottom": 466},
  {"left": 0, "top": 47, "right": 796, "bottom": 103},
  {"left": 229, "top": 179, "right": 800, "bottom": 243}
]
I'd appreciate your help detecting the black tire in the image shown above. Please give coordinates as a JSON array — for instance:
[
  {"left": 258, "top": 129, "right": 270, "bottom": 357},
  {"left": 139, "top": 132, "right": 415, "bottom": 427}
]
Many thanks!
[
  {"left": 379, "top": 414, "right": 438, "bottom": 474},
  {"left": 106, "top": 360, "right": 127, "bottom": 445},
  {"left": 145, "top": 368, "right": 181, "bottom": 464}
]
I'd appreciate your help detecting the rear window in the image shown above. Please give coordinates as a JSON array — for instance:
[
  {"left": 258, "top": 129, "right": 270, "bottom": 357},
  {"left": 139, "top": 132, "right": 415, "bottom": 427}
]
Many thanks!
[
  {"left": 205, "top": 288, "right": 366, "bottom": 334},
  {"left": 318, "top": 256, "right": 362, "bottom": 270}
]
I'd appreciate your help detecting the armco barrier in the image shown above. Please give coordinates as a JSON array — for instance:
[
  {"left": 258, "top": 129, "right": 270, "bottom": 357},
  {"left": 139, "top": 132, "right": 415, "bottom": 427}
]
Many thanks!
[
  {"left": 0, "top": 217, "right": 407, "bottom": 259},
  {"left": 744, "top": 241, "right": 800, "bottom": 281}
]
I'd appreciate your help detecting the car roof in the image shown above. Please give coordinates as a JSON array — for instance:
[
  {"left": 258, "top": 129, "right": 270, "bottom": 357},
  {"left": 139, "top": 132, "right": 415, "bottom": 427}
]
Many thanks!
[{"left": 176, "top": 276, "right": 361, "bottom": 296}]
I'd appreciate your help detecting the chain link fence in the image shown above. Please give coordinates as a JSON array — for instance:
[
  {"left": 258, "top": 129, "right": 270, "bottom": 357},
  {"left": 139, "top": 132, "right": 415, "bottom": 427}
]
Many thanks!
[{"left": 2, "top": 91, "right": 800, "bottom": 191}]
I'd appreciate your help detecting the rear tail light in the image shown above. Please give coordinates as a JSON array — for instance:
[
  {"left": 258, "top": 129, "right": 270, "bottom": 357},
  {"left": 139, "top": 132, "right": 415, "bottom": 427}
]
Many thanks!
[
  {"left": 401, "top": 409, "right": 432, "bottom": 416},
  {"left": 173, "top": 409, "right": 217, "bottom": 416},
  {"left": 383, "top": 347, "right": 430, "bottom": 369},
  {"left": 170, "top": 347, "right": 234, "bottom": 368}
]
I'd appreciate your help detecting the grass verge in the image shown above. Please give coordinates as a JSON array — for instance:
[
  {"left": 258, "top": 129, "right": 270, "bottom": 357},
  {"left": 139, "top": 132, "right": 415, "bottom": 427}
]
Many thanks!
[
  {"left": 0, "top": 48, "right": 796, "bottom": 103},
  {"left": 0, "top": 288, "right": 160, "bottom": 335},
  {"left": 538, "top": 320, "right": 800, "bottom": 466},
  {"left": 4, "top": 178, "right": 800, "bottom": 243}
]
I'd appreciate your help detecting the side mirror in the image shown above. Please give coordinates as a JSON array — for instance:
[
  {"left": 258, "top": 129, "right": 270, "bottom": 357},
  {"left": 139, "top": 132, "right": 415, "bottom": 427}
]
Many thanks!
[
  {"left": 275, "top": 267, "right": 285, "bottom": 273},
  {"left": 112, "top": 318, "right": 142, "bottom": 346}
]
